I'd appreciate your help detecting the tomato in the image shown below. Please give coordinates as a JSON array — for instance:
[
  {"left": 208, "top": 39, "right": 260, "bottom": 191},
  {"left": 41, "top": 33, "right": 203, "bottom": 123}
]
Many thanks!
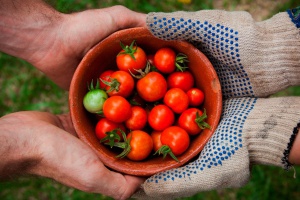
[
  {"left": 178, "top": 108, "right": 210, "bottom": 135},
  {"left": 103, "top": 70, "right": 134, "bottom": 98},
  {"left": 147, "top": 54, "right": 155, "bottom": 66},
  {"left": 103, "top": 96, "right": 132, "bottom": 123},
  {"left": 167, "top": 70, "right": 194, "bottom": 92},
  {"left": 83, "top": 81, "right": 108, "bottom": 113},
  {"left": 151, "top": 130, "right": 163, "bottom": 152},
  {"left": 95, "top": 118, "right": 126, "bottom": 147},
  {"left": 99, "top": 70, "right": 114, "bottom": 89},
  {"left": 126, "top": 130, "right": 153, "bottom": 161},
  {"left": 148, "top": 104, "right": 175, "bottom": 131},
  {"left": 163, "top": 88, "right": 189, "bottom": 114},
  {"left": 125, "top": 106, "right": 148, "bottom": 130},
  {"left": 160, "top": 126, "right": 190, "bottom": 157},
  {"left": 187, "top": 88, "right": 205, "bottom": 107},
  {"left": 154, "top": 47, "right": 176, "bottom": 74},
  {"left": 116, "top": 41, "right": 147, "bottom": 74},
  {"left": 136, "top": 71, "right": 167, "bottom": 102}
]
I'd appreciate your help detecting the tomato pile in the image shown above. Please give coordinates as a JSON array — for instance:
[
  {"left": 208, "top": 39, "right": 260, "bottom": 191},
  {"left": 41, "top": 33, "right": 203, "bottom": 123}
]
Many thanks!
[{"left": 83, "top": 40, "right": 210, "bottom": 162}]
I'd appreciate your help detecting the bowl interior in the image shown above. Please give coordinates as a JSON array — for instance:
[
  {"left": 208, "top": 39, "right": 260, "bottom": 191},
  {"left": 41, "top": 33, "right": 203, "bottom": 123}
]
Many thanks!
[{"left": 69, "top": 27, "right": 222, "bottom": 176}]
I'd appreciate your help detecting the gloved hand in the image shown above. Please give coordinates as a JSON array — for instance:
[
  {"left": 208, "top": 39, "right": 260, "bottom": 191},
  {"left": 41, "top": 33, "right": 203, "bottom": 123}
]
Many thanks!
[
  {"left": 147, "top": 8, "right": 300, "bottom": 99},
  {"left": 133, "top": 7, "right": 300, "bottom": 199}
]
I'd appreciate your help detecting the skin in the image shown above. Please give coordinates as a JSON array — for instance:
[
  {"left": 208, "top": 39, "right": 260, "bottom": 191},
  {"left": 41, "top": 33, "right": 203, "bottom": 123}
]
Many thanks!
[{"left": 0, "top": 1, "right": 146, "bottom": 199}]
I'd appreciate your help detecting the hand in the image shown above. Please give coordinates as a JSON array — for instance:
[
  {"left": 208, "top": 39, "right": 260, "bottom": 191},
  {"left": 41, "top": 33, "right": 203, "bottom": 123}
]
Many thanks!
[
  {"left": 135, "top": 97, "right": 300, "bottom": 199},
  {"left": 32, "top": 6, "right": 146, "bottom": 90},
  {"left": 0, "top": 111, "right": 144, "bottom": 200},
  {"left": 146, "top": 8, "right": 300, "bottom": 98},
  {"left": 0, "top": 1, "right": 146, "bottom": 90},
  {"left": 133, "top": 8, "right": 300, "bottom": 199}
]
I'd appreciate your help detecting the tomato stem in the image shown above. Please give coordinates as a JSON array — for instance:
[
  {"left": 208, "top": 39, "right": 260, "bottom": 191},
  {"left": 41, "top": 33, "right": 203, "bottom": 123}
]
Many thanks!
[
  {"left": 175, "top": 53, "right": 189, "bottom": 72},
  {"left": 195, "top": 108, "right": 211, "bottom": 129},
  {"left": 100, "top": 128, "right": 122, "bottom": 148},
  {"left": 154, "top": 145, "right": 179, "bottom": 162},
  {"left": 100, "top": 77, "right": 120, "bottom": 93},
  {"left": 118, "top": 40, "right": 138, "bottom": 60}
]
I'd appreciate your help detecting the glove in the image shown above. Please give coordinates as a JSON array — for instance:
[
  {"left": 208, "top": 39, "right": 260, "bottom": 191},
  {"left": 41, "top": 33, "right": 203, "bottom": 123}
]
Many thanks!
[
  {"left": 147, "top": 8, "right": 300, "bottom": 99},
  {"left": 134, "top": 97, "right": 300, "bottom": 199},
  {"left": 133, "top": 7, "right": 300, "bottom": 199}
]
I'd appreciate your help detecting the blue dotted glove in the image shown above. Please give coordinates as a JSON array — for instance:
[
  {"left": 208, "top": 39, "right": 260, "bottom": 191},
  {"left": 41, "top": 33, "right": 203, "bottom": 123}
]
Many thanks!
[
  {"left": 133, "top": 8, "right": 300, "bottom": 199},
  {"left": 134, "top": 97, "right": 300, "bottom": 199},
  {"left": 147, "top": 9, "right": 300, "bottom": 99}
]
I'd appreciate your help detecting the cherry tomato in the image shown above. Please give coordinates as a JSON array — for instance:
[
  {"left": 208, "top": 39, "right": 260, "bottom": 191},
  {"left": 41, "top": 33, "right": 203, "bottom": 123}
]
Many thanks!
[
  {"left": 167, "top": 70, "right": 194, "bottom": 92},
  {"left": 136, "top": 71, "right": 167, "bottom": 102},
  {"left": 178, "top": 108, "right": 210, "bottom": 135},
  {"left": 148, "top": 104, "right": 175, "bottom": 131},
  {"left": 151, "top": 130, "right": 163, "bottom": 152},
  {"left": 125, "top": 106, "right": 148, "bottom": 130},
  {"left": 95, "top": 118, "right": 126, "bottom": 142},
  {"left": 163, "top": 88, "right": 189, "bottom": 114},
  {"left": 147, "top": 54, "right": 155, "bottom": 66},
  {"left": 83, "top": 81, "right": 108, "bottom": 114},
  {"left": 103, "top": 96, "right": 132, "bottom": 123},
  {"left": 103, "top": 70, "right": 134, "bottom": 98},
  {"left": 116, "top": 41, "right": 147, "bottom": 74},
  {"left": 161, "top": 126, "right": 190, "bottom": 156},
  {"left": 187, "top": 88, "right": 205, "bottom": 107},
  {"left": 154, "top": 47, "right": 176, "bottom": 74},
  {"left": 99, "top": 70, "right": 114, "bottom": 89},
  {"left": 126, "top": 130, "right": 153, "bottom": 161}
]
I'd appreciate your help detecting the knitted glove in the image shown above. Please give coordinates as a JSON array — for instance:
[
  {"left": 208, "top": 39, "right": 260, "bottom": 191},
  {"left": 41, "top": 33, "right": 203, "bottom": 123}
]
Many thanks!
[
  {"left": 134, "top": 97, "right": 300, "bottom": 199},
  {"left": 133, "top": 8, "right": 300, "bottom": 199},
  {"left": 146, "top": 8, "right": 300, "bottom": 99}
]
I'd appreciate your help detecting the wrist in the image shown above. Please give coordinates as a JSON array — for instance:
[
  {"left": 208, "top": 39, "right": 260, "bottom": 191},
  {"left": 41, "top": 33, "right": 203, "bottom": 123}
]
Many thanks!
[{"left": 0, "top": 0, "right": 64, "bottom": 65}]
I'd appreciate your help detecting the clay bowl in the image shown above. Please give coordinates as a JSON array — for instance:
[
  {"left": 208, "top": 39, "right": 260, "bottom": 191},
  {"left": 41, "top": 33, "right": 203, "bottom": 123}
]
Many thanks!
[{"left": 69, "top": 27, "right": 222, "bottom": 177}]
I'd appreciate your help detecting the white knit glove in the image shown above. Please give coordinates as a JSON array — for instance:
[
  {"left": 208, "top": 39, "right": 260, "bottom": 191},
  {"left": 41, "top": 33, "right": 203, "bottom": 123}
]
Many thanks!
[
  {"left": 147, "top": 8, "right": 300, "bottom": 99},
  {"left": 133, "top": 7, "right": 300, "bottom": 199}
]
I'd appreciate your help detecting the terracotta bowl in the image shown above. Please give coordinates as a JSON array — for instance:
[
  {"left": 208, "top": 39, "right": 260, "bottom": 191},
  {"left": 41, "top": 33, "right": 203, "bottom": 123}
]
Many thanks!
[{"left": 69, "top": 27, "right": 222, "bottom": 177}]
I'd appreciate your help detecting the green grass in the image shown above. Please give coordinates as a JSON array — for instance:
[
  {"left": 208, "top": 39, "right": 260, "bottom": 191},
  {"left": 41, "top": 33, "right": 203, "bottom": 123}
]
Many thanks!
[{"left": 1, "top": 1, "right": 300, "bottom": 200}]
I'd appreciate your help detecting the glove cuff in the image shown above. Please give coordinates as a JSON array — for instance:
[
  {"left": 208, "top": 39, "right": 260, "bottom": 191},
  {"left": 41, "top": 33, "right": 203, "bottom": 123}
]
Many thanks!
[{"left": 243, "top": 97, "right": 300, "bottom": 169}]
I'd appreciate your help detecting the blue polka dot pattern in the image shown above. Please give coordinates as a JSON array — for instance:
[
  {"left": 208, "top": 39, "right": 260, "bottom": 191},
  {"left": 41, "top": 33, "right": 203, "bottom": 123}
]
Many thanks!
[
  {"left": 148, "top": 16, "right": 255, "bottom": 99},
  {"left": 146, "top": 97, "right": 257, "bottom": 183}
]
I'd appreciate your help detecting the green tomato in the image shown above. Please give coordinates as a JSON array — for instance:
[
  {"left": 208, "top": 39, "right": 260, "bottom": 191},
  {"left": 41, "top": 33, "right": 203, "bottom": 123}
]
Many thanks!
[{"left": 83, "top": 88, "right": 108, "bottom": 113}]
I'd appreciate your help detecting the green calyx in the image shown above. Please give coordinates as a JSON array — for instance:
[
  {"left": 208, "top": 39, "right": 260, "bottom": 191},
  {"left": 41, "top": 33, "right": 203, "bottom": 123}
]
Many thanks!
[
  {"left": 87, "top": 79, "right": 100, "bottom": 91},
  {"left": 154, "top": 145, "right": 179, "bottom": 162},
  {"left": 100, "top": 129, "right": 122, "bottom": 148},
  {"left": 195, "top": 109, "right": 211, "bottom": 130},
  {"left": 100, "top": 77, "right": 120, "bottom": 93},
  {"left": 175, "top": 53, "right": 189, "bottom": 72},
  {"left": 118, "top": 40, "right": 138, "bottom": 60},
  {"left": 128, "top": 61, "right": 151, "bottom": 79}
]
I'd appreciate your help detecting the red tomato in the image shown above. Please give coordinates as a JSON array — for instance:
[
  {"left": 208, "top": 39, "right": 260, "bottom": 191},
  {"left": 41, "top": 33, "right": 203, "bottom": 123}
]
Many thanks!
[
  {"left": 125, "top": 106, "right": 148, "bottom": 130},
  {"left": 178, "top": 108, "right": 210, "bottom": 135},
  {"left": 187, "top": 88, "right": 205, "bottom": 107},
  {"left": 148, "top": 104, "right": 175, "bottom": 131},
  {"left": 151, "top": 131, "right": 163, "bottom": 152},
  {"left": 103, "top": 96, "right": 132, "bottom": 123},
  {"left": 147, "top": 54, "right": 155, "bottom": 66},
  {"left": 163, "top": 88, "right": 189, "bottom": 114},
  {"left": 99, "top": 70, "right": 114, "bottom": 89},
  {"left": 104, "top": 70, "right": 134, "bottom": 98},
  {"left": 154, "top": 47, "right": 176, "bottom": 74},
  {"left": 126, "top": 130, "right": 153, "bottom": 161},
  {"left": 136, "top": 72, "right": 167, "bottom": 102},
  {"left": 167, "top": 70, "right": 195, "bottom": 92},
  {"left": 95, "top": 118, "right": 126, "bottom": 142},
  {"left": 116, "top": 42, "right": 147, "bottom": 74},
  {"left": 161, "top": 126, "right": 190, "bottom": 156}
]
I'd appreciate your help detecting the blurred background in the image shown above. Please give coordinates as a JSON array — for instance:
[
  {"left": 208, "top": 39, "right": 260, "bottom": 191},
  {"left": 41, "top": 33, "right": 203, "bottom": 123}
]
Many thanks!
[{"left": 0, "top": 0, "right": 299, "bottom": 199}]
